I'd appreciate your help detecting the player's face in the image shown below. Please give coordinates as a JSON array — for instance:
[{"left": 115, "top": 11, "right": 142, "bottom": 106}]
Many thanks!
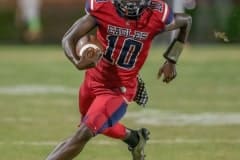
[{"left": 113, "top": 0, "right": 150, "bottom": 19}]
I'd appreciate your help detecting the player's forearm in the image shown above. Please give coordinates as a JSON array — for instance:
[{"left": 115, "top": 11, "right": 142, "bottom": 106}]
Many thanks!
[
  {"left": 62, "top": 21, "right": 83, "bottom": 68},
  {"left": 62, "top": 36, "right": 79, "bottom": 67},
  {"left": 163, "top": 14, "right": 192, "bottom": 63},
  {"left": 62, "top": 15, "right": 97, "bottom": 68}
]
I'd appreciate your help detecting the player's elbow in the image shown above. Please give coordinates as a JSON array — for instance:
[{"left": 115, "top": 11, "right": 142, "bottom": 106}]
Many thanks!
[
  {"left": 179, "top": 13, "right": 192, "bottom": 28},
  {"left": 62, "top": 30, "right": 74, "bottom": 48},
  {"left": 180, "top": 14, "right": 192, "bottom": 35},
  {"left": 62, "top": 35, "right": 68, "bottom": 49},
  {"left": 61, "top": 35, "right": 73, "bottom": 59},
  {"left": 185, "top": 15, "right": 192, "bottom": 28}
]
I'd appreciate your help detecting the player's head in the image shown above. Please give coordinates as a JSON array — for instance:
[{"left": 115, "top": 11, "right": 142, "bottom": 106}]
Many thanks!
[{"left": 113, "top": 0, "right": 151, "bottom": 19}]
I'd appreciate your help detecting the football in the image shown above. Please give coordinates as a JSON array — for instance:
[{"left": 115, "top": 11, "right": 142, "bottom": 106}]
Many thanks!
[{"left": 75, "top": 35, "right": 103, "bottom": 69}]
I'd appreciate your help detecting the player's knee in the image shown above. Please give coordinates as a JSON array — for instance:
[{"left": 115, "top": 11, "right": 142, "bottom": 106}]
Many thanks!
[{"left": 73, "top": 123, "right": 94, "bottom": 143}]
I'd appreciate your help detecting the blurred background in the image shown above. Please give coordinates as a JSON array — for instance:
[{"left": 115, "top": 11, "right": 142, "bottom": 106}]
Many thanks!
[
  {"left": 0, "top": 0, "right": 239, "bottom": 44},
  {"left": 0, "top": 1, "right": 240, "bottom": 160}
]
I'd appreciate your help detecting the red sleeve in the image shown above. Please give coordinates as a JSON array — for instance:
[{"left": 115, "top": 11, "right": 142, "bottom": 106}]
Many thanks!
[
  {"left": 161, "top": 2, "right": 174, "bottom": 25},
  {"left": 85, "top": 0, "right": 93, "bottom": 14},
  {"left": 85, "top": 0, "right": 107, "bottom": 15},
  {"left": 151, "top": 0, "right": 174, "bottom": 25}
]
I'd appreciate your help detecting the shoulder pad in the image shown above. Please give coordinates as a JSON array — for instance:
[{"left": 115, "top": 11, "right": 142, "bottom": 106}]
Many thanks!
[
  {"left": 150, "top": 0, "right": 174, "bottom": 25},
  {"left": 85, "top": 0, "right": 110, "bottom": 14}
]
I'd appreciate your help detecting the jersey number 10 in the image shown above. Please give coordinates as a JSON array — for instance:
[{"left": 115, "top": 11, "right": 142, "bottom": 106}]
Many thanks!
[{"left": 103, "top": 35, "right": 143, "bottom": 69}]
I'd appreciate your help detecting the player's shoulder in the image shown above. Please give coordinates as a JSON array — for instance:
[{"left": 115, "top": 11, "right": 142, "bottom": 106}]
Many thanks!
[
  {"left": 149, "top": 0, "right": 173, "bottom": 25},
  {"left": 150, "top": 0, "right": 169, "bottom": 13},
  {"left": 85, "top": 0, "right": 112, "bottom": 14}
]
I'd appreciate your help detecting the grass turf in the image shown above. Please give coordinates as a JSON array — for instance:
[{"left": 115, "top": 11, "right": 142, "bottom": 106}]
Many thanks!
[{"left": 0, "top": 44, "right": 240, "bottom": 160}]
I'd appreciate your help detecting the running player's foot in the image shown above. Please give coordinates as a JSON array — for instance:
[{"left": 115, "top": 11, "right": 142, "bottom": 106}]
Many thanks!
[{"left": 128, "top": 128, "right": 150, "bottom": 160}]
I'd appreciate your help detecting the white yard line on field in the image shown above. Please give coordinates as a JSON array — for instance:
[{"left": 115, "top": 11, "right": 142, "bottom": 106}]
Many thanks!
[
  {"left": 1, "top": 139, "right": 240, "bottom": 146},
  {"left": 125, "top": 109, "right": 240, "bottom": 126},
  {"left": 1, "top": 85, "right": 240, "bottom": 126},
  {"left": 1, "top": 111, "right": 240, "bottom": 126},
  {"left": 0, "top": 85, "right": 76, "bottom": 95},
  {"left": 1, "top": 110, "right": 240, "bottom": 126}
]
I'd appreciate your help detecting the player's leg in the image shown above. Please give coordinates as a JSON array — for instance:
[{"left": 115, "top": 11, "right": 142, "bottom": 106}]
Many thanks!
[
  {"left": 91, "top": 93, "right": 150, "bottom": 160},
  {"left": 47, "top": 85, "right": 129, "bottom": 160},
  {"left": 45, "top": 123, "right": 93, "bottom": 160},
  {"left": 103, "top": 123, "right": 150, "bottom": 160},
  {"left": 45, "top": 76, "right": 95, "bottom": 160},
  {"left": 82, "top": 94, "right": 128, "bottom": 134},
  {"left": 16, "top": 0, "right": 42, "bottom": 42},
  {"left": 127, "top": 128, "right": 150, "bottom": 160},
  {"left": 102, "top": 123, "right": 139, "bottom": 147}
]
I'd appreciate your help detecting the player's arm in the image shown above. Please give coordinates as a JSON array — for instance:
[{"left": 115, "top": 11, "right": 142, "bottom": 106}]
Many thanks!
[
  {"left": 62, "top": 14, "right": 97, "bottom": 69},
  {"left": 165, "top": 13, "right": 192, "bottom": 42},
  {"left": 158, "top": 13, "right": 192, "bottom": 83},
  {"left": 164, "top": 13, "right": 192, "bottom": 61}
]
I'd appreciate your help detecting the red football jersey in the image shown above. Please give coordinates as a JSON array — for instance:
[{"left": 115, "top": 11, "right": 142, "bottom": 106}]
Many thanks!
[{"left": 85, "top": 0, "right": 174, "bottom": 86}]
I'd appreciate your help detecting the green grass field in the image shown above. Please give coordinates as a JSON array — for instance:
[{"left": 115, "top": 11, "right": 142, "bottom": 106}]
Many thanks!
[{"left": 0, "top": 44, "right": 240, "bottom": 160}]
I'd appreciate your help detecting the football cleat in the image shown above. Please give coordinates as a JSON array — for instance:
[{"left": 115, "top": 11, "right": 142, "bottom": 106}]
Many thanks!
[{"left": 128, "top": 128, "right": 150, "bottom": 160}]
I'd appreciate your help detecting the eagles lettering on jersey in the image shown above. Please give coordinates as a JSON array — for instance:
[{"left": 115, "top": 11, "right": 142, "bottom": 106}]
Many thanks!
[{"left": 107, "top": 25, "right": 149, "bottom": 40}]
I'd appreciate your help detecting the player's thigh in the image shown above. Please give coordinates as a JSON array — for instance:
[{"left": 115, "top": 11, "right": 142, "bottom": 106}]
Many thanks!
[
  {"left": 83, "top": 94, "right": 127, "bottom": 134},
  {"left": 78, "top": 79, "right": 95, "bottom": 117}
]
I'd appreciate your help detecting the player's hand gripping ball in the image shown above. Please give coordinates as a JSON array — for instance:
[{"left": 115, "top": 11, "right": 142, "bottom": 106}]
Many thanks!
[{"left": 75, "top": 35, "right": 103, "bottom": 69}]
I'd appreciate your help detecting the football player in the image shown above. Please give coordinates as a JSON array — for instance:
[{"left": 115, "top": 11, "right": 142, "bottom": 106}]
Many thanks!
[{"left": 45, "top": 0, "right": 192, "bottom": 160}]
